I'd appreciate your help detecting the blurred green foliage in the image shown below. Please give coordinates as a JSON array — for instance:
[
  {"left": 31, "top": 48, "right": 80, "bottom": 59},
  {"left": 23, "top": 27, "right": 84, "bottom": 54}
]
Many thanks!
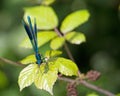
[{"left": 0, "top": 0, "right": 120, "bottom": 96}]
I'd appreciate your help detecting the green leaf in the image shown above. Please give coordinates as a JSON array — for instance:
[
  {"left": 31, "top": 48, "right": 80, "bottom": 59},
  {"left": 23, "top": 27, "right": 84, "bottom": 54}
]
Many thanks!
[
  {"left": 0, "top": 70, "right": 8, "bottom": 89},
  {"left": 18, "top": 62, "right": 58, "bottom": 95},
  {"left": 41, "top": 0, "right": 55, "bottom": 5},
  {"left": 34, "top": 62, "right": 58, "bottom": 95},
  {"left": 116, "top": 93, "right": 120, "bottom": 96},
  {"left": 60, "top": 9, "right": 90, "bottom": 34},
  {"left": 56, "top": 57, "right": 78, "bottom": 76},
  {"left": 50, "top": 37, "right": 65, "bottom": 50},
  {"left": 18, "top": 64, "right": 39, "bottom": 91},
  {"left": 24, "top": 6, "right": 58, "bottom": 30},
  {"left": 65, "top": 31, "right": 86, "bottom": 44},
  {"left": 20, "top": 54, "right": 36, "bottom": 65},
  {"left": 45, "top": 50, "right": 62, "bottom": 58},
  {"left": 20, "top": 31, "right": 57, "bottom": 48},
  {"left": 87, "top": 93, "right": 99, "bottom": 96}
]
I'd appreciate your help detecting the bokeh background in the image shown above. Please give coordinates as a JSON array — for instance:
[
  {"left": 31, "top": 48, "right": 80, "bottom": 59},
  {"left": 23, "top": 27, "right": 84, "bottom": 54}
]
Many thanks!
[{"left": 0, "top": 0, "right": 120, "bottom": 96}]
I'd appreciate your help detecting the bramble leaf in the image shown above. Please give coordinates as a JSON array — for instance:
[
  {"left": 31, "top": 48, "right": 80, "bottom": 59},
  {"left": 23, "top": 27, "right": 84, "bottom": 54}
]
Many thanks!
[
  {"left": 20, "top": 54, "right": 36, "bottom": 65},
  {"left": 50, "top": 37, "right": 65, "bottom": 50},
  {"left": 18, "top": 64, "right": 39, "bottom": 91},
  {"left": 45, "top": 50, "right": 62, "bottom": 58},
  {"left": 56, "top": 57, "right": 78, "bottom": 76},
  {"left": 34, "top": 62, "right": 58, "bottom": 95},
  {"left": 24, "top": 6, "right": 58, "bottom": 30},
  {"left": 60, "top": 9, "right": 90, "bottom": 34},
  {"left": 18, "top": 62, "right": 58, "bottom": 95},
  {"left": 20, "top": 31, "right": 57, "bottom": 48},
  {"left": 65, "top": 31, "right": 86, "bottom": 44}
]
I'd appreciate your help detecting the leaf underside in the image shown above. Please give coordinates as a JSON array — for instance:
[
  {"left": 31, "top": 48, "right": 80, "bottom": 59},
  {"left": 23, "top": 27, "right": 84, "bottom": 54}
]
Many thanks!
[
  {"left": 18, "top": 63, "right": 58, "bottom": 95},
  {"left": 34, "top": 63, "right": 58, "bottom": 95},
  {"left": 18, "top": 64, "right": 38, "bottom": 91}
]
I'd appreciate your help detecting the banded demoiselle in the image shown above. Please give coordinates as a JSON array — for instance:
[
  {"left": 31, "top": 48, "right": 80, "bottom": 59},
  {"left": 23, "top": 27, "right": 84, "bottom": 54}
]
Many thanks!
[{"left": 22, "top": 16, "right": 42, "bottom": 65}]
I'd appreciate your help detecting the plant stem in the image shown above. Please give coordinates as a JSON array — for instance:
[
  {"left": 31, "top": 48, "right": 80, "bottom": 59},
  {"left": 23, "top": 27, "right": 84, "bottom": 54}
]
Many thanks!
[
  {"left": 80, "top": 80, "right": 115, "bottom": 96},
  {"left": 54, "top": 27, "right": 63, "bottom": 37},
  {"left": 0, "top": 57, "right": 24, "bottom": 67},
  {"left": 58, "top": 77, "right": 115, "bottom": 96},
  {"left": 62, "top": 42, "right": 115, "bottom": 96},
  {"left": 64, "top": 42, "right": 75, "bottom": 62},
  {"left": 54, "top": 27, "right": 75, "bottom": 62}
]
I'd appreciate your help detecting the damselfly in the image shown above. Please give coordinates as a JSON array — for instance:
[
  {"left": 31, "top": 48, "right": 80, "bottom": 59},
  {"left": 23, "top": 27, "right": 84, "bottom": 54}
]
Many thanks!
[{"left": 22, "top": 16, "right": 42, "bottom": 65}]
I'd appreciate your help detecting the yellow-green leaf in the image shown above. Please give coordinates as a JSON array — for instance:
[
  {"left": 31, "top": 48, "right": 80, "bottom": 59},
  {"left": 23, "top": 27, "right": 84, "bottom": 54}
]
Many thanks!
[
  {"left": 34, "top": 63, "right": 58, "bottom": 95},
  {"left": 65, "top": 31, "right": 86, "bottom": 44},
  {"left": 56, "top": 57, "right": 78, "bottom": 76},
  {"left": 20, "top": 54, "right": 36, "bottom": 65},
  {"left": 18, "top": 64, "right": 39, "bottom": 91},
  {"left": 116, "top": 93, "right": 120, "bottom": 96},
  {"left": 24, "top": 6, "right": 58, "bottom": 30},
  {"left": 20, "top": 31, "right": 57, "bottom": 48},
  {"left": 0, "top": 70, "right": 8, "bottom": 89},
  {"left": 60, "top": 9, "right": 90, "bottom": 34},
  {"left": 45, "top": 50, "right": 62, "bottom": 58},
  {"left": 41, "top": 0, "right": 55, "bottom": 5},
  {"left": 50, "top": 37, "right": 65, "bottom": 50},
  {"left": 87, "top": 93, "right": 99, "bottom": 96}
]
